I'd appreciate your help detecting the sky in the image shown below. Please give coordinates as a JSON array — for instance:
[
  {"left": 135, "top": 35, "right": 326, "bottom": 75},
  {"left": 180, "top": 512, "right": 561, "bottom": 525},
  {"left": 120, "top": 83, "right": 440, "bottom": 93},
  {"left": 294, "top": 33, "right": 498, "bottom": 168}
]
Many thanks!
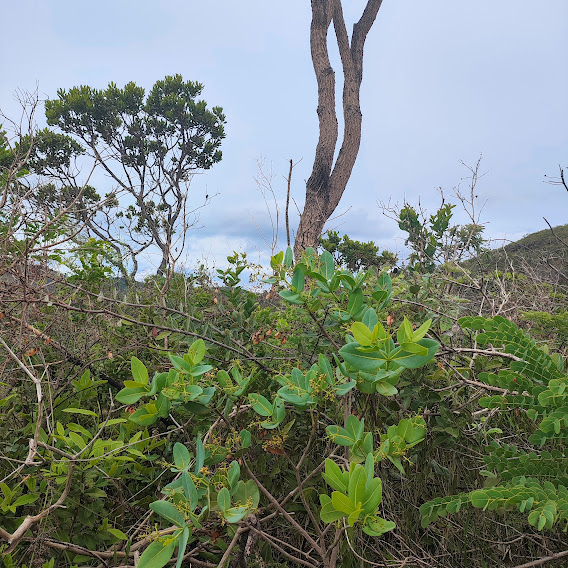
[{"left": 1, "top": 0, "right": 567, "bottom": 275}]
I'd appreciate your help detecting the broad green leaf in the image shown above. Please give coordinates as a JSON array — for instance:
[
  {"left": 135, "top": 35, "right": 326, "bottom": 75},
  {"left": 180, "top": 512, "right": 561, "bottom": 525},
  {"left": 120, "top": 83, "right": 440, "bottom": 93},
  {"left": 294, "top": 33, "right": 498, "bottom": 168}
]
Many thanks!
[
  {"left": 12, "top": 494, "right": 38, "bottom": 508},
  {"left": 392, "top": 338, "right": 439, "bottom": 369},
  {"left": 375, "top": 381, "right": 398, "bottom": 396},
  {"left": 345, "top": 415, "right": 364, "bottom": 441},
  {"left": 348, "top": 466, "right": 367, "bottom": 506},
  {"left": 322, "top": 459, "right": 348, "bottom": 493},
  {"left": 348, "top": 508, "right": 362, "bottom": 526},
  {"left": 131, "top": 357, "right": 149, "bottom": 385},
  {"left": 363, "top": 516, "right": 396, "bottom": 536},
  {"left": 217, "top": 487, "right": 230, "bottom": 512},
  {"left": 348, "top": 288, "right": 364, "bottom": 315},
  {"left": 232, "top": 480, "right": 260, "bottom": 508},
  {"left": 155, "top": 393, "right": 171, "bottom": 418},
  {"left": 284, "top": 247, "right": 294, "bottom": 268},
  {"left": 150, "top": 501, "right": 186, "bottom": 528},
  {"left": 400, "top": 342, "right": 429, "bottom": 356},
  {"left": 279, "top": 290, "right": 304, "bottom": 305},
  {"left": 361, "top": 478, "right": 383, "bottom": 515},
  {"left": 181, "top": 472, "right": 198, "bottom": 508},
  {"left": 168, "top": 354, "right": 192, "bottom": 373},
  {"left": 396, "top": 317, "right": 414, "bottom": 345},
  {"left": 188, "top": 339, "right": 206, "bottom": 366},
  {"left": 331, "top": 492, "right": 356, "bottom": 515},
  {"left": 240, "top": 429, "right": 251, "bottom": 448},
  {"left": 68, "top": 431, "right": 86, "bottom": 450},
  {"left": 248, "top": 393, "right": 273, "bottom": 417},
  {"left": 223, "top": 505, "right": 248, "bottom": 523},
  {"left": 340, "top": 343, "right": 387, "bottom": 372},
  {"left": 228, "top": 461, "right": 240, "bottom": 488},
  {"left": 107, "top": 528, "right": 128, "bottom": 540},
  {"left": 173, "top": 443, "right": 191, "bottom": 471},
  {"left": 321, "top": 250, "right": 335, "bottom": 279},
  {"left": 351, "top": 322, "right": 373, "bottom": 346},
  {"left": 217, "top": 370, "right": 232, "bottom": 388},
  {"left": 128, "top": 407, "right": 159, "bottom": 426},
  {"left": 362, "top": 308, "right": 379, "bottom": 331},
  {"left": 291, "top": 267, "right": 305, "bottom": 293},
  {"left": 137, "top": 539, "right": 176, "bottom": 568},
  {"left": 116, "top": 386, "right": 150, "bottom": 405},
  {"left": 318, "top": 354, "right": 334, "bottom": 384},
  {"left": 326, "top": 425, "right": 356, "bottom": 446},
  {"left": 412, "top": 319, "right": 432, "bottom": 342},
  {"left": 320, "top": 494, "right": 345, "bottom": 523}
]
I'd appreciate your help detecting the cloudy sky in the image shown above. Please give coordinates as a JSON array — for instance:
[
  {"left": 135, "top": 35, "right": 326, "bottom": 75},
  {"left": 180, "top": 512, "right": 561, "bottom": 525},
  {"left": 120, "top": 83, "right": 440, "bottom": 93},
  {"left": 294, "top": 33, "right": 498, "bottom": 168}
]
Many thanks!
[{"left": 2, "top": 1, "right": 567, "bottom": 274}]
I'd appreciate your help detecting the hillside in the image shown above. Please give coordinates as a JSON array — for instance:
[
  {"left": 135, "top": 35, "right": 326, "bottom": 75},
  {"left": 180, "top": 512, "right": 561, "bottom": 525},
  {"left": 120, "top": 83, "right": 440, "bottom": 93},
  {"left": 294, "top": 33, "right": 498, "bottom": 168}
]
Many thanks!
[{"left": 465, "top": 223, "right": 568, "bottom": 280}]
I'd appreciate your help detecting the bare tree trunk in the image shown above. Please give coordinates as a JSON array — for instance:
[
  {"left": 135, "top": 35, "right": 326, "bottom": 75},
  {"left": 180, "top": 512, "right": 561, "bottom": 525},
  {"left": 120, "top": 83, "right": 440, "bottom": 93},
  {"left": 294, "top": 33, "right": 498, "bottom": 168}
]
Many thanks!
[{"left": 294, "top": 0, "right": 384, "bottom": 259}]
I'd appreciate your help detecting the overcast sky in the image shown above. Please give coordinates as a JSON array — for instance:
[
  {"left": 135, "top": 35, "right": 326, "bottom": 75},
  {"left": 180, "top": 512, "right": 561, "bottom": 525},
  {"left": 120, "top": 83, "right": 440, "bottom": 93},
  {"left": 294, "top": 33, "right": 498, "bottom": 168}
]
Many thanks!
[{"left": 2, "top": 1, "right": 567, "bottom": 274}]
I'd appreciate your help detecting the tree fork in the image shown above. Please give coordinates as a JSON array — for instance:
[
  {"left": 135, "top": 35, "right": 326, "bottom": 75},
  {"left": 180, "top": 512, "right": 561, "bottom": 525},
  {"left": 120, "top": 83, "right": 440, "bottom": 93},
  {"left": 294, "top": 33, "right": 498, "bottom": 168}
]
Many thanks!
[{"left": 294, "top": 0, "right": 383, "bottom": 259}]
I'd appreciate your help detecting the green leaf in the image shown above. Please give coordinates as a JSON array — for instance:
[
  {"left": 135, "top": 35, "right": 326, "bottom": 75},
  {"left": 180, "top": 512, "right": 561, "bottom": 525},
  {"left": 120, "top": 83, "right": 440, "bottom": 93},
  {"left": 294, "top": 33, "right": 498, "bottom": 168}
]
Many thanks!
[
  {"left": 279, "top": 290, "right": 304, "bottom": 305},
  {"left": 340, "top": 343, "right": 387, "bottom": 372},
  {"left": 320, "top": 494, "right": 345, "bottom": 523},
  {"left": 396, "top": 317, "right": 414, "bottom": 345},
  {"left": 169, "top": 354, "right": 192, "bottom": 373},
  {"left": 116, "top": 385, "right": 150, "bottom": 405},
  {"left": 348, "top": 288, "right": 364, "bottom": 315},
  {"left": 291, "top": 267, "right": 305, "bottom": 292},
  {"left": 375, "top": 381, "right": 398, "bottom": 396},
  {"left": 351, "top": 322, "right": 373, "bottom": 346},
  {"left": 284, "top": 247, "right": 294, "bottom": 268},
  {"left": 137, "top": 539, "right": 176, "bottom": 568},
  {"left": 326, "top": 425, "right": 356, "bottom": 446},
  {"left": 361, "top": 478, "right": 383, "bottom": 515},
  {"left": 392, "top": 338, "right": 439, "bottom": 369},
  {"left": 322, "top": 459, "right": 348, "bottom": 493},
  {"left": 195, "top": 437, "right": 205, "bottom": 474},
  {"left": 248, "top": 393, "right": 273, "bottom": 417},
  {"left": 223, "top": 505, "right": 248, "bottom": 523},
  {"left": 348, "top": 466, "right": 367, "bottom": 506},
  {"left": 150, "top": 501, "right": 186, "bottom": 528},
  {"left": 232, "top": 480, "right": 260, "bottom": 508},
  {"left": 363, "top": 516, "right": 396, "bottom": 536},
  {"left": 12, "top": 493, "right": 38, "bottom": 508},
  {"left": 240, "top": 429, "right": 251, "bottom": 448},
  {"left": 188, "top": 339, "right": 206, "bottom": 365},
  {"left": 128, "top": 407, "right": 159, "bottom": 426},
  {"left": 228, "top": 461, "right": 240, "bottom": 488},
  {"left": 345, "top": 415, "right": 364, "bottom": 441},
  {"left": 331, "top": 492, "right": 357, "bottom": 515},
  {"left": 400, "top": 342, "right": 429, "bottom": 356},
  {"left": 176, "top": 527, "right": 190, "bottom": 568},
  {"left": 131, "top": 357, "right": 149, "bottom": 385},
  {"left": 173, "top": 443, "right": 191, "bottom": 471},
  {"left": 321, "top": 250, "right": 335, "bottom": 279},
  {"left": 181, "top": 472, "right": 198, "bottom": 508},
  {"left": 68, "top": 431, "right": 86, "bottom": 450},
  {"left": 62, "top": 408, "right": 98, "bottom": 417},
  {"left": 412, "top": 319, "right": 432, "bottom": 341},
  {"left": 107, "top": 528, "right": 128, "bottom": 540},
  {"left": 217, "top": 487, "right": 230, "bottom": 512}
]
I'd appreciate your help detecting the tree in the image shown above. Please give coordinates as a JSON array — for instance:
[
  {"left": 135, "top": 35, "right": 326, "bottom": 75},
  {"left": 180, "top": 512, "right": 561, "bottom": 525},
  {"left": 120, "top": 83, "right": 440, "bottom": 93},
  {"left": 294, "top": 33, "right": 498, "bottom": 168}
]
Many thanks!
[
  {"left": 319, "top": 230, "right": 397, "bottom": 271},
  {"left": 294, "top": 0, "right": 384, "bottom": 259},
  {"left": 43, "top": 75, "right": 226, "bottom": 277}
]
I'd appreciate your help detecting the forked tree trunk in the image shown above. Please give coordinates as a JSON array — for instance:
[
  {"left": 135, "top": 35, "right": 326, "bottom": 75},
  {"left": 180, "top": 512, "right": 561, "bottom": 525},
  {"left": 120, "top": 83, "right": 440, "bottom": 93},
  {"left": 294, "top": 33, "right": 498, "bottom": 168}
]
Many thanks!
[{"left": 294, "top": 0, "right": 384, "bottom": 259}]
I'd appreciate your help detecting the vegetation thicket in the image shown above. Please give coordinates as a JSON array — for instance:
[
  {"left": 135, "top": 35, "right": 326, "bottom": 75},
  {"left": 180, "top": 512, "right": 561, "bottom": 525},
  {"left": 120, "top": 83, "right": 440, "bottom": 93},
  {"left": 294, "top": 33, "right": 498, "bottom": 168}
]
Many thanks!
[{"left": 2, "top": 91, "right": 568, "bottom": 568}]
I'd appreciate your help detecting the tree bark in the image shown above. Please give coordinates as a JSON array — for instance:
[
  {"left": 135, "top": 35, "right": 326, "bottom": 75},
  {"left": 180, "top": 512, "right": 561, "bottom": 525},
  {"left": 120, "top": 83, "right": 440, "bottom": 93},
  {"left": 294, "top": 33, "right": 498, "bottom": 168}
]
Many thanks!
[{"left": 294, "top": 0, "right": 384, "bottom": 259}]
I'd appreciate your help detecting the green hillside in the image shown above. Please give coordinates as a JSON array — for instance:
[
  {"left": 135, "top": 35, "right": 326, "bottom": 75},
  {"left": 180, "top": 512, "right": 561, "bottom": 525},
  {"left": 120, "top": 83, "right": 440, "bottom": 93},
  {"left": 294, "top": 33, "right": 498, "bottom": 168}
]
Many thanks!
[{"left": 466, "top": 223, "right": 568, "bottom": 279}]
